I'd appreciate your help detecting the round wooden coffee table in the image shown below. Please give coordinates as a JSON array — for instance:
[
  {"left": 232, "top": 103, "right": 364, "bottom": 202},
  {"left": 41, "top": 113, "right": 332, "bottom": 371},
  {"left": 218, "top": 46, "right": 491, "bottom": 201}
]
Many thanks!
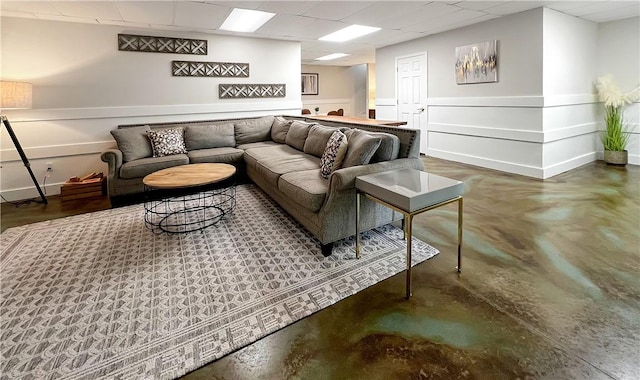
[{"left": 143, "top": 163, "right": 236, "bottom": 233}]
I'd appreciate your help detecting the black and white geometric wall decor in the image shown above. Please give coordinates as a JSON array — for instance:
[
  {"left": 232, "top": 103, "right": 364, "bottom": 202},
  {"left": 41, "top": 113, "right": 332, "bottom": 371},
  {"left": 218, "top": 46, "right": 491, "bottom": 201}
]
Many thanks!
[
  {"left": 219, "top": 84, "right": 286, "bottom": 99},
  {"left": 172, "top": 61, "right": 250, "bottom": 77},
  {"left": 118, "top": 34, "right": 207, "bottom": 55}
]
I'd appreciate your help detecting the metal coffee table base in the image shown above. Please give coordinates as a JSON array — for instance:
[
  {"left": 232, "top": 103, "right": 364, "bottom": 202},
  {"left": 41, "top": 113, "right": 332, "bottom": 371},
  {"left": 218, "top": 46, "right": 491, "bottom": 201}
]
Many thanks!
[{"left": 144, "top": 185, "right": 236, "bottom": 234}]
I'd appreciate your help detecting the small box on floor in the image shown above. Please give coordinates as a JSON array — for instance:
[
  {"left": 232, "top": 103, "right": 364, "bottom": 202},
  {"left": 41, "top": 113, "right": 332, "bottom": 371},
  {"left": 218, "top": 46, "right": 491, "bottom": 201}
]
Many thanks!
[{"left": 60, "top": 172, "right": 106, "bottom": 202}]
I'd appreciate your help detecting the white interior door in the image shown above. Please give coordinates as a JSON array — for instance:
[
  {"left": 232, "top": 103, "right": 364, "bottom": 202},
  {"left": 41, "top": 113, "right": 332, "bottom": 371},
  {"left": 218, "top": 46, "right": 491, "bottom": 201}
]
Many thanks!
[{"left": 397, "top": 53, "right": 427, "bottom": 154}]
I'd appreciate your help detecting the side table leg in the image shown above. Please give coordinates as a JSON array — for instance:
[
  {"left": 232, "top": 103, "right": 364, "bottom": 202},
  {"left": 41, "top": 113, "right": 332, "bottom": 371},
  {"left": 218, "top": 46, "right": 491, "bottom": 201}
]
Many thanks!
[
  {"left": 405, "top": 213, "right": 413, "bottom": 299},
  {"left": 457, "top": 197, "right": 463, "bottom": 273},
  {"left": 355, "top": 191, "right": 361, "bottom": 259}
]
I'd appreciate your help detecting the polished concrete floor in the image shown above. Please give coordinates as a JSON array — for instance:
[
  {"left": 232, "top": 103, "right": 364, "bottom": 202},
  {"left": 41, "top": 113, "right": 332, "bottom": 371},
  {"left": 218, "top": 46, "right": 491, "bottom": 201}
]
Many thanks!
[{"left": 2, "top": 157, "right": 639, "bottom": 379}]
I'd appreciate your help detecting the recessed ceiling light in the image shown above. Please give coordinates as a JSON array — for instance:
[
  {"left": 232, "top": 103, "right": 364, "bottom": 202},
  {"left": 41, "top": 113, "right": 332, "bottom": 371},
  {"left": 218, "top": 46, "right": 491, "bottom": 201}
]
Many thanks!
[
  {"left": 220, "top": 8, "right": 275, "bottom": 33},
  {"left": 315, "top": 53, "right": 350, "bottom": 61},
  {"left": 319, "top": 25, "right": 381, "bottom": 42}
]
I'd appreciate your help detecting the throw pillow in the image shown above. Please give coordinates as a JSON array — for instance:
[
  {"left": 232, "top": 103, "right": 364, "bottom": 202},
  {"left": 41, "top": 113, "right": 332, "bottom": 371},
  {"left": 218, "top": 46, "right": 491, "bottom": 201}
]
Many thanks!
[
  {"left": 285, "top": 120, "right": 313, "bottom": 151},
  {"left": 320, "top": 130, "right": 348, "bottom": 179},
  {"left": 184, "top": 123, "right": 235, "bottom": 150},
  {"left": 271, "top": 116, "right": 292, "bottom": 143},
  {"left": 303, "top": 124, "right": 340, "bottom": 158},
  {"left": 342, "top": 129, "right": 382, "bottom": 167},
  {"left": 147, "top": 128, "right": 187, "bottom": 157},
  {"left": 110, "top": 125, "right": 153, "bottom": 162},
  {"left": 235, "top": 116, "right": 275, "bottom": 145}
]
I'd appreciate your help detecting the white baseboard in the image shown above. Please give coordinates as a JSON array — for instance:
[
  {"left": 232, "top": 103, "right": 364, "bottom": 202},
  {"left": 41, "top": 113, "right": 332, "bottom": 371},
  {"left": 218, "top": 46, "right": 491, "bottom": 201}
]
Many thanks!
[
  {"left": 542, "top": 152, "right": 598, "bottom": 178},
  {"left": 427, "top": 148, "right": 544, "bottom": 178}
]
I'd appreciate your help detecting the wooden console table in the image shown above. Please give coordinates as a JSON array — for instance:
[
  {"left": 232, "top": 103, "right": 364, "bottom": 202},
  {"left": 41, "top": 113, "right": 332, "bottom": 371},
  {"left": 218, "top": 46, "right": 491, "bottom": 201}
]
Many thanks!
[{"left": 308, "top": 115, "right": 407, "bottom": 127}]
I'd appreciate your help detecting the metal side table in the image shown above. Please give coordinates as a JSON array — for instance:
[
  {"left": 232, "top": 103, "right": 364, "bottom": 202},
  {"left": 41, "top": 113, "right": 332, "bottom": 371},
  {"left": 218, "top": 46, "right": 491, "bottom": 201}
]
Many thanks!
[{"left": 355, "top": 168, "right": 464, "bottom": 299}]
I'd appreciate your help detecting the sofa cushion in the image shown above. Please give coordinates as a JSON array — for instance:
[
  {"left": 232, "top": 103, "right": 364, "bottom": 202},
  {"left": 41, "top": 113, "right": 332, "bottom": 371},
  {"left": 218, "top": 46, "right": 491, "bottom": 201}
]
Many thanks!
[
  {"left": 235, "top": 116, "right": 274, "bottom": 145},
  {"left": 184, "top": 123, "right": 235, "bottom": 151},
  {"left": 278, "top": 169, "right": 328, "bottom": 213},
  {"left": 368, "top": 131, "right": 401, "bottom": 163},
  {"left": 236, "top": 141, "right": 281, "bottom": 150},
  {"left": 119, "top": 154, "right": 189, "bottom": 179},
  {"left": 303, "top": 124, "right": 340, "bottom": 157},
  {"left": 147, "top": 128, "right": 187, "bottom": 157},
  {"left": 188, "top": 147, "right": 244, "bottom": 164},
  {"left": 271, "top": 116, "right": 292, "bottom": 144},
  {"left": 243, "top": 145, "right": 304, "bottom": 171},
  {"left": 285, "top": 121, "right": 313, "bottom": 151},
  {"left": 110, "top": 125, "right": 153, "bottom": 162},
  {"left": 320, "top": 130, "right": 348, "bottom": 179},
  {"left": 255, "top": 154, "right": 321, "bottom": 187},
  {"left": 343, "top": 129, "right": 382, "bottom": 167}
]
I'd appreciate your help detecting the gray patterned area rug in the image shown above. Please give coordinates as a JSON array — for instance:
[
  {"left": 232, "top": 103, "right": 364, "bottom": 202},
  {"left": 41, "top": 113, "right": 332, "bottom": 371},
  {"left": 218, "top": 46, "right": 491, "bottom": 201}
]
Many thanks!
[{"left": 1, "top": 184, "right": 438, "bottom": 379}]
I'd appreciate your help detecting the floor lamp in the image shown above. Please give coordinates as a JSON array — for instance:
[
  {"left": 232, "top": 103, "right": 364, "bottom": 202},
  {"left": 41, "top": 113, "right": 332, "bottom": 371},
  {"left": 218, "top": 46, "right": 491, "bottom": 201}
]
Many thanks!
[{"left": 1, "top": 81, "right": 47, "bottom": 204}]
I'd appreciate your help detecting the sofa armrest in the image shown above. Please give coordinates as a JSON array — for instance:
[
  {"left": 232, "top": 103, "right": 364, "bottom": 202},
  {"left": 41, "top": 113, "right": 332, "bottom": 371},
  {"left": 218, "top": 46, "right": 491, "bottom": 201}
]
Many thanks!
[
  {"left": 100, "top": 149, "right": 123, "bottom": 178},
  {"left": 329, "top": 158, "right": 424, "bottom": 192}
]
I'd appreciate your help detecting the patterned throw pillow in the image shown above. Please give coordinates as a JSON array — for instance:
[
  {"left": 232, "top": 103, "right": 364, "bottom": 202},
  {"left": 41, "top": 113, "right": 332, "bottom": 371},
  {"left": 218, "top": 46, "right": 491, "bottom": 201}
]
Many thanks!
[
  {"left": 147, "top": 128, "right": 187, "bottom": 157},
  {"left": 320, "top": 130, "right": 348, "bottom": 179}
]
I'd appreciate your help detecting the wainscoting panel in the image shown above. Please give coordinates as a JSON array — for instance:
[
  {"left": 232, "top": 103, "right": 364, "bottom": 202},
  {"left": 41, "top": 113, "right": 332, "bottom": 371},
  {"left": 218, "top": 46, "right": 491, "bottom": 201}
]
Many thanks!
[
  {"left": 429, "top": 106, "right": 543, "bottom": 133},
  {"left": 542, "top": 133, "right": 599, "bottom": 178},
  {"left": 428, "top": 131, "right": 543, "bottom": 175},
  {"left": 422, "top": 95, "right": 632, "bottom": 178}
]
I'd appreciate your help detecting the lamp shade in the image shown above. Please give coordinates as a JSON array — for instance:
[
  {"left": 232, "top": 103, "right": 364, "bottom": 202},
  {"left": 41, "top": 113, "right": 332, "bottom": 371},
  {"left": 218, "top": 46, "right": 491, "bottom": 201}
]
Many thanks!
[{"left": 0, "top": 81, "right": 32, "bottom": 110}]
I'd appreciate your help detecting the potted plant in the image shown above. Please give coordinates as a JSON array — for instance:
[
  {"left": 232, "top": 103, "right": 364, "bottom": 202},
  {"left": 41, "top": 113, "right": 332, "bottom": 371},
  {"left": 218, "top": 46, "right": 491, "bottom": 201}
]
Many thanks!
[{"left": 595, "top": 75, "right": 640, "bottom": 165}]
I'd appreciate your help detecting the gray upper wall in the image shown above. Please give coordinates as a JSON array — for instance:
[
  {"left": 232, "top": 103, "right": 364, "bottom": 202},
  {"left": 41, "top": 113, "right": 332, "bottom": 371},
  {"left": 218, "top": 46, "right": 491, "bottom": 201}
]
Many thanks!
[
  {"left": 1, "top": 17, "right": 302, "bottom": 110},
  {"left": 376, "top": 8, "right": 544, "bottom": 99}
]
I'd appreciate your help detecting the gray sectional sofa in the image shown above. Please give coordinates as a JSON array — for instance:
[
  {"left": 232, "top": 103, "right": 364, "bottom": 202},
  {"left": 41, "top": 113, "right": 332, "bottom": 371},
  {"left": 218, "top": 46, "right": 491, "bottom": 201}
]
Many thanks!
[{"left": 101, "top": 115, "right": 423, "bottom": 255}]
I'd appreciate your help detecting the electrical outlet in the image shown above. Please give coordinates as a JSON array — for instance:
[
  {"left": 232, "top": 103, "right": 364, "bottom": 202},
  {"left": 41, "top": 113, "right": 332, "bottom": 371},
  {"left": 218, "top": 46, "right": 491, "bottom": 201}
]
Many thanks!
[{"left": 46, "top": 162, "right": 54, "bottom": 171}]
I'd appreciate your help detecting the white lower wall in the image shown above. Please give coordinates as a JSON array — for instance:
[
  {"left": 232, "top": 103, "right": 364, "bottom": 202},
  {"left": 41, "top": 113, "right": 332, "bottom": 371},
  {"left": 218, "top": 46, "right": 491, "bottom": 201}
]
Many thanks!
[{"left": 378, "top": 94, "right": 619, "bottom": 179}]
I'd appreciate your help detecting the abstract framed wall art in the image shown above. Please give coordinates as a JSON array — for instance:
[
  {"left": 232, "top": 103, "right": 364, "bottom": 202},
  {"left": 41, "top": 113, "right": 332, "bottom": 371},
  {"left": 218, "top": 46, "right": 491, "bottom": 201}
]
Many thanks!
[
  {"left": 301, "top": 73, "right": 318, "bottom": 95},
  {"left": 455, "top": 40, "right": 498, "bottom": 84}
]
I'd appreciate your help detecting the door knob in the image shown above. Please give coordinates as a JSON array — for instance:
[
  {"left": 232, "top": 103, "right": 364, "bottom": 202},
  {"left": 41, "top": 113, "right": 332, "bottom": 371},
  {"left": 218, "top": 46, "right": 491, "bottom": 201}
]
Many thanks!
[{"left": 417, "top": 107, "right": 425, "bottom": 112}]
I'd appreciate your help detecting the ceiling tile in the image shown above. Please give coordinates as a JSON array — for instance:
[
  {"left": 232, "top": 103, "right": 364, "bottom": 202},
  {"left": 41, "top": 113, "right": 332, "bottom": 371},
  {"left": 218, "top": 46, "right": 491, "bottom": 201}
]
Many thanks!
[
  {"left": 403, "top": 9, "right": 486, "bottom": 33},
  {"left": 96, "top": 19, "right": 151, "bottom": 29},
  {"left": 545, "top": 1, "right": 600, "bottom": 12},
  {"left": 35, "top": 14, "right": 99, "bottom": 24},
  {"left": 302, "top": 1, "right": 374, "bottom": 21},
  {"left": 582, "top": 5, "right": 640, "bottom": 22},
  {"left": 423, "top": 13, "right": 500, "bottom": 35},
  {"left": 116, "top": 1, "right": 174, "bottom": 25},
  {"left": 374, "top": 2, "right": 463, "bottom": 30},
  {"left": 0, "top": 10, "right": 38, "bottom": 19},
  {"left": 454, "top": 1, "right": 509, "bottom": 11},
  {"left": 256, "top": 14, "right": 316, "bottom": 37},
  {"left": 50, "top": 1, "right": 121, "bottom": 21},
  {"left": 174, "top": 2, "right": 230, "bottom": 29},
  {"left": 0, "top": 1, "right": 62, "bottom": 15},
  {"left": 483, "top": 1, "right": 551, "bottom": 16},
  {"left": 563, "top": 1, "right": 637, "bottom": 17},
  {"left": 341, "top": 1, "right": 430, "bottom": 28},
  {"left": 293, "top": 19, "right": 351, "bottom": 39},
  {"left": 206, "top": 1, "right": 262, "bottom": 10},
  {"left": 257, "top": 1, "right": 317, "bottom": 16}
]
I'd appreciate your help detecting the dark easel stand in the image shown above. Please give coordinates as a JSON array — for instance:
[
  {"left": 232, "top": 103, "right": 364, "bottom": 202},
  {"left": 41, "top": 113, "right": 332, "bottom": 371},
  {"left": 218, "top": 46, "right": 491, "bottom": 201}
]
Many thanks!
[{"left": 1, "top": 115, "right": 47, "bottom": 204}]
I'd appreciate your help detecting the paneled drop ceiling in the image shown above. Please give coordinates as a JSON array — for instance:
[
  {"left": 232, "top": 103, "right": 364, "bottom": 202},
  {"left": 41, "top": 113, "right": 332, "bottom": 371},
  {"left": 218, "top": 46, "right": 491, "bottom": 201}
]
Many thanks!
[{"left": 2, "top": 1, "right": 639, "bottom": 66}]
